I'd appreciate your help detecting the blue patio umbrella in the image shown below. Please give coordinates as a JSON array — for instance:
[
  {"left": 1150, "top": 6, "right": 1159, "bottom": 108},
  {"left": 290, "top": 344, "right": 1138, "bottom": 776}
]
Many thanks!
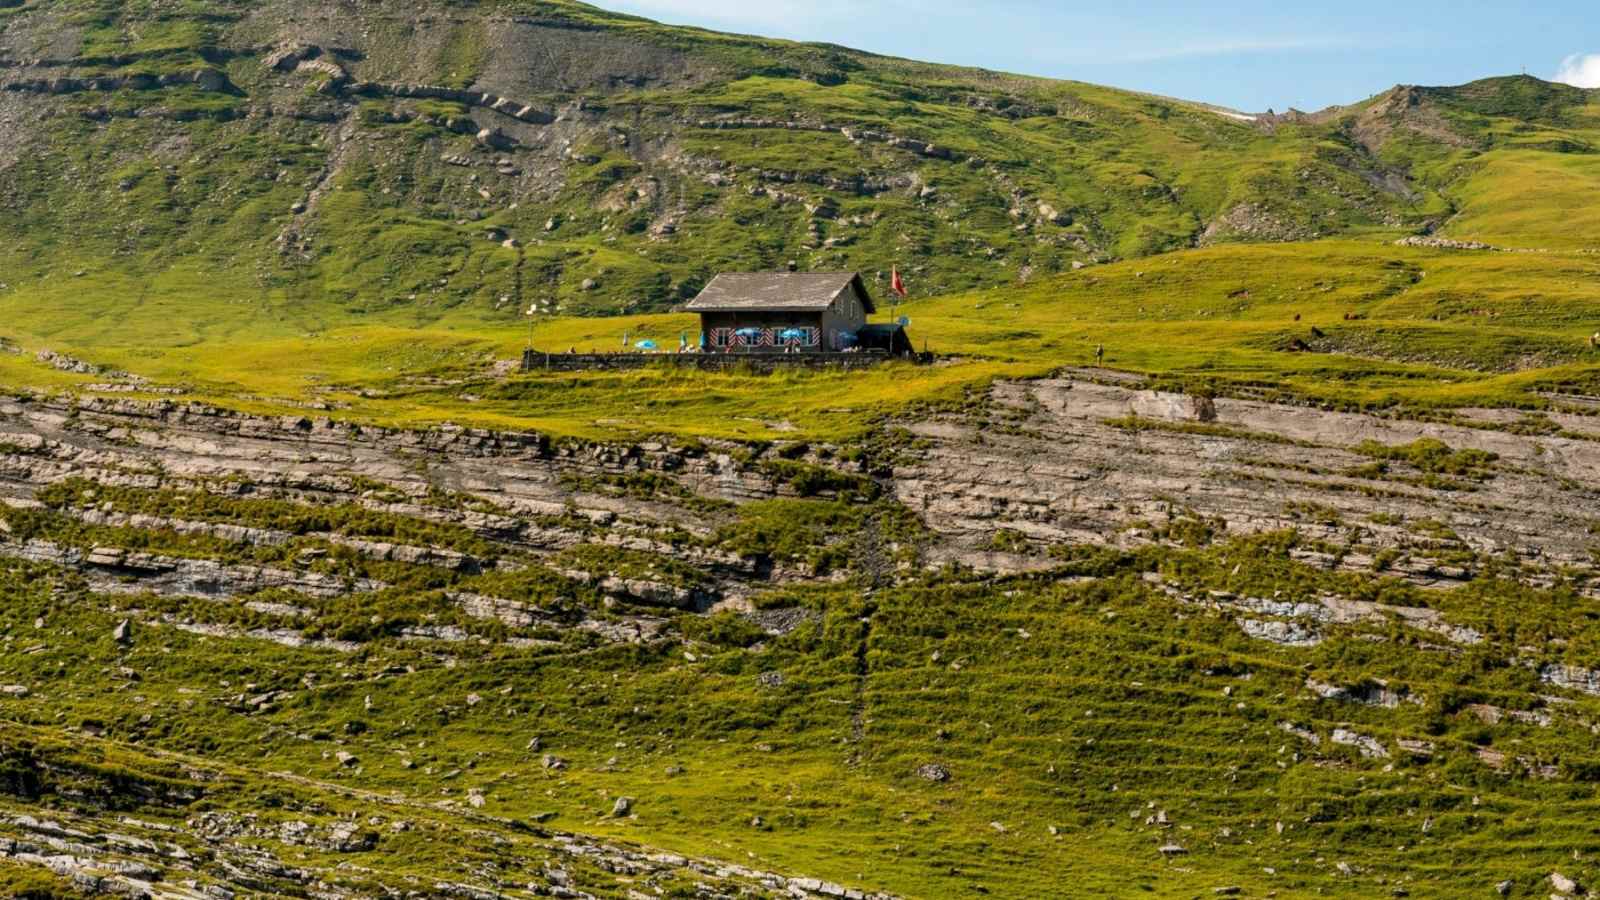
[
  {"left": 734, "top": 327, "right": 764, "bottom": 339},
  {"left": 777, "top": 328, "right": 808, "bottom": 342},
  {"left": 635, "top": 339, "right": 658, "bottom": 350},
  {"left": 835, "top": 330, "right": 860, "bottom": 348}
]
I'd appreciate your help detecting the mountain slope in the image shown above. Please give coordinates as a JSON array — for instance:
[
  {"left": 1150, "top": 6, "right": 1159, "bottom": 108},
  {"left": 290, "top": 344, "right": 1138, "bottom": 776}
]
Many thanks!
[
  {"left": 10, "top": 5, "right": 1600, "bottom": 899},
  {"left": 4, "top": 0, "right": 1583, "bottom": 333}
]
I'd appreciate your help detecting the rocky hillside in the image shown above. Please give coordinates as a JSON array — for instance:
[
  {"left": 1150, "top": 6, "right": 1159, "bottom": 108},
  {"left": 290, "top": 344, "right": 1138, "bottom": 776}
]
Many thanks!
[
  {"left": 6, "top": 375, "right": 1600, "bottom": 896},
  {"left": 2, "top": 0, "right": 1590, "bottom": 324}
]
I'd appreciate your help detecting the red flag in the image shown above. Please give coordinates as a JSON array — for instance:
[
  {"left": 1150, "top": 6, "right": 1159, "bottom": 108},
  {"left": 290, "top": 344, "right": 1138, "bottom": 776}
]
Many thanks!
[{"left": 891, "top": 266, "right": 908, "bottom": 298}]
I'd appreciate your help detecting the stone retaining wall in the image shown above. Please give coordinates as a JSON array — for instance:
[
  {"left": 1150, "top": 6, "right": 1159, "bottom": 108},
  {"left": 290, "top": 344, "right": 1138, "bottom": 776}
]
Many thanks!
[{"left": 520, "top": 349, "right": 899, "bottom": 372}]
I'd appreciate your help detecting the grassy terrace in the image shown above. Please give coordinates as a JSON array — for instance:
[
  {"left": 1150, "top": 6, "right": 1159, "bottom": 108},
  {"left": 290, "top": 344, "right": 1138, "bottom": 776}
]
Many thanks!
[{"left": 3, "top": 239, "right": 1600, "bottom": 441}]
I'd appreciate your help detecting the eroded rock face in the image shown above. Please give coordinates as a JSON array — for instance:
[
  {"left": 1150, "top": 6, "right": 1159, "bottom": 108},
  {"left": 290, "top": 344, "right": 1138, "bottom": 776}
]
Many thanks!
[
  {"left": 1540, "top": 665, "right": 1600, "bottom": 696},
  {"left": 6, "top": 538, "right": 384, "bottom": 599},
  {"left": 0, "top": 394, "right": 785, "bottom": 593},
  {"left": 1, "top": 67, "right": 232, "bottom": 96},
  {"left": 0, "top": 799, "right": 893, "bottom": 900},
  {"left": 1330, "top": 728, "right": 1390, "bottom": 759},
  {"left": 4, "top": 376, "right": 1599, "bottom": 646},
  {"left": 893, "top": 377, "right": 1600, "bottom": 588},
  {"left": 0, "top": 390, "right": 903, "bottom": 663},
  {"left": 0, "top": 393, "right": 781, "bottom": 510}
]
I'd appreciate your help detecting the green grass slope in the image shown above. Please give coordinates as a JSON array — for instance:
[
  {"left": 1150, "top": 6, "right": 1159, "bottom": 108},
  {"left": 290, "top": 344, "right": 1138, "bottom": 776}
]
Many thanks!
[
  {"left": 7, "top": 507, "right": 1600, "bottom": 898},
  {"left": 0, "top": 0, "right": 1590, "bottom": 333},
  {"left": 3, "top": 8, "right": 1600, "bottom": 899},
  {"left": 4, "top": 235, "right": 1599, "bottom": 443}
]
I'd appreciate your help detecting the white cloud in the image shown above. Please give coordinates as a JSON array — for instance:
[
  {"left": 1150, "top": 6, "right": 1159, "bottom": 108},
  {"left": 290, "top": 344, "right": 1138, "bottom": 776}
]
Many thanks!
[{"left": 1555, "top": 53, "right": 1600, "bottom": 88}]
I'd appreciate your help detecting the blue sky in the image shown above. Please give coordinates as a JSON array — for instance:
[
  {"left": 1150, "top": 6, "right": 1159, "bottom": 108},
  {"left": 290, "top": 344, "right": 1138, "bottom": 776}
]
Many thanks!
[{"left": 602, "top": 0, "right": 1600, "bottom": 111}]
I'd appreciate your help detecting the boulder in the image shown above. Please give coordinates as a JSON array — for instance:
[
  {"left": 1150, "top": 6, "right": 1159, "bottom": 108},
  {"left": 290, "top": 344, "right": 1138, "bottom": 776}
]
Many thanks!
[
  {"left": 265, "top": 44, "right": 317, "bottom": 71},
  {"left": 1331, "top": 728, "right": 1390, "bottom": 759},
  {"left": 325, "top": 822, "right": 378, "bottom": 852},
  {"left": 476, "top": 128, "right": 514, "bottom": 150},
  {"left": 1038, "top": 203, "right": 1073, "bottom": 226},
  {"left": 86, "top": 547, "right": 126, "bottom": 566}
]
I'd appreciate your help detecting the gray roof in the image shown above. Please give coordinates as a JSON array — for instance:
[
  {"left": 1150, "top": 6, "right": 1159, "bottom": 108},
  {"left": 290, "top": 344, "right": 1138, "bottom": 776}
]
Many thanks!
[{"left": 684, "top": 272, "right": 875, "bottom": 314}]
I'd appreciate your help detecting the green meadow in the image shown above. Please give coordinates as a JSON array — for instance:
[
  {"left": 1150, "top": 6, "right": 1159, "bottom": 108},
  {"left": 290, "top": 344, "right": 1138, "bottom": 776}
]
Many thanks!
[{"left": 4, "top": 237, "right": 1600, "bottom": 441}]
